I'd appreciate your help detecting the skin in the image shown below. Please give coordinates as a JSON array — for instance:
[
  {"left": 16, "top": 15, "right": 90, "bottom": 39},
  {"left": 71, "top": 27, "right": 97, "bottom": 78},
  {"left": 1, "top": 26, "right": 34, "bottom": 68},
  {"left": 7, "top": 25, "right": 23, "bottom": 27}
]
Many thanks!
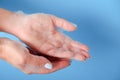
[
  {"left": 0, "top": 38, "right": 70, "bottom": 74},
  {"left": 0, "top": 8, "right": 90, "bottom": 74}
]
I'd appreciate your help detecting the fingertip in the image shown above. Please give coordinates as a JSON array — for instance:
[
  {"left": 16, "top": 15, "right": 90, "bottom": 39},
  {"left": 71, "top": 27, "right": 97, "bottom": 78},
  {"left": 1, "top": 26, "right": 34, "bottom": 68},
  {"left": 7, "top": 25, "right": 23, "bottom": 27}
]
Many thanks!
[
  {"left": 88, "top": 54, "right": 91, "bottom": 58},
  {"left": 63, "top": 22, "right": 77, "bottom": 32},
  {"left": 67, "top": 26, "right": 77, "bottom": 31},
  {"left": 71, "top": 41, "right": 89, "bottom": 52},
  {"left": 80, "top": 50, "right": 90, "bottom": 58},
  {"left": 84, "top": 46, "right": 89, "bottom": 51},
  {"left": 73, "top": 54, "right": 86, "bottom": 61},
  {"left": 70, "top": 22, "right": 77, "bottom": 31}
]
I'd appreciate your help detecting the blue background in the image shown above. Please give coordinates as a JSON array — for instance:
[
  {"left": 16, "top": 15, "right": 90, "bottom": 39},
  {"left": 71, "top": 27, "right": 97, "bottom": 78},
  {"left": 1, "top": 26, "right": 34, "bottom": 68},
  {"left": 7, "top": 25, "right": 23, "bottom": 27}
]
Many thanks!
[{"left": 0, "top": 0, "right": 120, "bottom": 80}]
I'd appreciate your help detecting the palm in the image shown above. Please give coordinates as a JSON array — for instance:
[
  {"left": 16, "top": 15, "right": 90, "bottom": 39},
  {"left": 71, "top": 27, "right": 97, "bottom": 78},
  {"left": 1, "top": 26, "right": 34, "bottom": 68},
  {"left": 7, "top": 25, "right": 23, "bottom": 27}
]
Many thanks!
[{"left": 18, "top": 14, "right": 90, "bottom": 61}]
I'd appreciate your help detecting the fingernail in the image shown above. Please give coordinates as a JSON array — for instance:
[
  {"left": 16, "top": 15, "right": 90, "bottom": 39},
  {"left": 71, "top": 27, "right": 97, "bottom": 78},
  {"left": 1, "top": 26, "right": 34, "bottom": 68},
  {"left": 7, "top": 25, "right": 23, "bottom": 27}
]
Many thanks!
[
  {"left": 71, "top": 22, "right": 77, "bottom": 27},
  {"left": 44, "top": 63, "right": 53, "bottom": 69}
]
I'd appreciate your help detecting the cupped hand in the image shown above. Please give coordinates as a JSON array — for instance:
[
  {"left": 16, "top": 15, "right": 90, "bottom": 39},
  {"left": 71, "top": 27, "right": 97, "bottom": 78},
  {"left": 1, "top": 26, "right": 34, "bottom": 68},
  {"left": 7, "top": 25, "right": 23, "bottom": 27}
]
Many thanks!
[
  {"left": 0, "top": 38, "right": 70, "bottom": 74},
  {"left": 11, "top": 13, "right": 90, "bottom": 61}
]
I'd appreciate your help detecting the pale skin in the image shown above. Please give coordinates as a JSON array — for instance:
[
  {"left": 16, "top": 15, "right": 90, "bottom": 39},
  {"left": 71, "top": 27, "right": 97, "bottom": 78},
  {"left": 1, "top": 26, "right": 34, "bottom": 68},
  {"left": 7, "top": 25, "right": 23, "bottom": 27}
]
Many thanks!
[
  {"left": 0, "top": 38, "right": 70, "bottom": 74},
  {"left": 0, "top": 8, "right": 90, "bottom": 74}
]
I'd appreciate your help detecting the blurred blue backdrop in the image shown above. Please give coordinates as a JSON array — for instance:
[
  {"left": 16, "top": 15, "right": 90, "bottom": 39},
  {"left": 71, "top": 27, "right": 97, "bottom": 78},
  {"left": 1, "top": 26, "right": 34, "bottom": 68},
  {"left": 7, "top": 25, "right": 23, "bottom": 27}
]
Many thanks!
[{"left": 0, "top": 0, "right": 120, "bottom": 80}]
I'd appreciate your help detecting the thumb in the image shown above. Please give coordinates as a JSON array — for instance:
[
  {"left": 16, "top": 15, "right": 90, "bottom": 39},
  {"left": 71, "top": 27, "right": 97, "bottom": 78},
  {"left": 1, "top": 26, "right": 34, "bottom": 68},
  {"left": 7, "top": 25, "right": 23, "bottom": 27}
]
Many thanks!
[{"left": 22, "top": 54, "right": 53, "bottom": 74}]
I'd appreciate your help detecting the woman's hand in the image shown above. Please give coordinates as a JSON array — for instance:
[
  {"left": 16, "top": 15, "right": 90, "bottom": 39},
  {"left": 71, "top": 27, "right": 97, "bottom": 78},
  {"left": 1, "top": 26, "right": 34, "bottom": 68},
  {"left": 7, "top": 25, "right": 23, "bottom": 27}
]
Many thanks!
[
  {"left": 0, "top": 8, "right": 90, "bottom": 61},
  {"left": 0, "top": 38, "right": 70, "bottom": 74},
  {"left": 9, "top": 13, "right": 90, "bottom": 61}
]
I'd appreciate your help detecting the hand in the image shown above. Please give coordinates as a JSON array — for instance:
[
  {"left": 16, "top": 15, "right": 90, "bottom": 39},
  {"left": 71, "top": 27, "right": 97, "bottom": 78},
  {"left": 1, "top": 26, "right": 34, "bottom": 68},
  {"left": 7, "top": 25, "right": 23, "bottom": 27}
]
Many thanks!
[
  {"left": 8, "top": 13, "right": 90, "bottom": 61},
  {"left": 0, "top": 38, "right": 70, "bottom": 74}
]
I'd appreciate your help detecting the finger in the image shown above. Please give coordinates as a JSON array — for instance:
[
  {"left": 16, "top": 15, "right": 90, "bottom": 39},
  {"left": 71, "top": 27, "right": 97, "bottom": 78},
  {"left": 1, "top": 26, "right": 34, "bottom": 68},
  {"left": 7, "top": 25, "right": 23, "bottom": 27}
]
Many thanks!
[
  {"left": 22, "top": 54, "right": 53, "bottom": 74},
  {"left": 27, "top": 46, "right": 73, "bottom": 60},
  {"left": 68, "top": 44, "right": 90, "bottom": 58},
  {"left": 47, "top": 48, "right": 74, "bottom": 59},
  {"left": 27, "top": 46, "right": 71, "bottom": 62},
  {"left": 71, "top": 41, "right": 89, "bottom": 52},
  {"left": 62, "top": 35, "right": 90, "bottom": 58},
  {"left": 73, "top": 53, "right": 86, "bottom": 61},
  {"left": 80, "top": 50, "right": 90, "bottom": 58},
  {"left": 37, "top": 58, "right": 71, "bottom": 74},
  {"left": 50, "top": 15, "right": 77, "bottom": 31}
]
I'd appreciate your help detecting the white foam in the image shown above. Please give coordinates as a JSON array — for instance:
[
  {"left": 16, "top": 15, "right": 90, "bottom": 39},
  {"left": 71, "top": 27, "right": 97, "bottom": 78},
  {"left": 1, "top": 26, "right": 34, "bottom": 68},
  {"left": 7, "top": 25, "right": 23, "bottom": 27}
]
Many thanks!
[{"left": 44, "top": 63, "right": 53, "bottom": 69}]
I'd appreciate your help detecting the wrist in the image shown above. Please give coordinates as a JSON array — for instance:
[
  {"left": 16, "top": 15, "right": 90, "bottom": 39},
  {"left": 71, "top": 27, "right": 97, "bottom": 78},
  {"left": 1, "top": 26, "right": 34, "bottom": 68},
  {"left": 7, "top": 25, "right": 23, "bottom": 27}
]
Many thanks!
[
  {"left": 0, "top": 9, "right": 26, "bottom": 35},
  {"left": 0, "top": 8, "right": 14, "bottom": 32}
]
